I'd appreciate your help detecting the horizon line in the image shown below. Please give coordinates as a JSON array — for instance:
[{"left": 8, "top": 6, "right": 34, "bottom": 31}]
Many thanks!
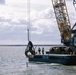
[{"left": 0, "top": 44, "right": 63, "bottom": 46}]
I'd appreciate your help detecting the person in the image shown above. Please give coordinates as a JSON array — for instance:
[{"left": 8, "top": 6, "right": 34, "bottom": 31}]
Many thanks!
[
  {"left": 38, "top": 47, "right": 41, "bottom": 54},
  {"left": 42, "top": 47, "right": 44, "bottom": 54}
]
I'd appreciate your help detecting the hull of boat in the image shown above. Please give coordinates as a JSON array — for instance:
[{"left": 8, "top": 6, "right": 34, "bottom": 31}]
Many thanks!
[{"left": 29, "top": 54, "right": 76, "bottom": 65}]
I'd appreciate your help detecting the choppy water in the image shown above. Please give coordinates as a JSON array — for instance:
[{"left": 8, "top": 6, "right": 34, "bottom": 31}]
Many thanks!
[{"left": 0, "top": 46, "right": 76, "bottom": 75}]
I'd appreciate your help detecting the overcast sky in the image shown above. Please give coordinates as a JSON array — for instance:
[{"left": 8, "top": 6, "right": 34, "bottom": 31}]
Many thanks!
[{"left": 0, "top": 0, "right": 75, "bottom": 45}]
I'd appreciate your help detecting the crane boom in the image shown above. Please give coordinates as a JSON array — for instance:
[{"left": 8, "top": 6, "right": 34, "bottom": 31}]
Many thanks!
[{"left": 51, "top": 0, "right": 71, "bottom": 45}]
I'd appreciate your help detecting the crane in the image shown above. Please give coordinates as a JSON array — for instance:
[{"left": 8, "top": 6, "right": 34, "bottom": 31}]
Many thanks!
[
  {"left": 25, "top": 0, "right": 76, "bottom": 65},
  {"left": 51, "top": 0, "right": 76, "bottom": 46}
]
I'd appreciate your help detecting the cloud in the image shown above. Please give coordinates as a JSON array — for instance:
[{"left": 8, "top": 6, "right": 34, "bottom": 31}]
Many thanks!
[
  {"left": 0, "top": 0, "right": 75, "bottom": 44},
  {"left": 0, "top": 0, "right": 5, "bottom": 4},
  {"left": 0, "top": 6, "right": 61, "bottom": 44},
  {"left": 31, "top": 8, "right": 56, "bottom": 33},
  {"left": 28, "top": 8, "right": 61, "bottom": 44}
]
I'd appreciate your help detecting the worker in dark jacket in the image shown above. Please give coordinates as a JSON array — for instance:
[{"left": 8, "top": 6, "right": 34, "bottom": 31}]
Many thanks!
[
  {"left": 42, "top": 47, "right": 44, "bottom": 54},
  {"left": 38, "top": 47, "right": 41, "bottom": 54}
]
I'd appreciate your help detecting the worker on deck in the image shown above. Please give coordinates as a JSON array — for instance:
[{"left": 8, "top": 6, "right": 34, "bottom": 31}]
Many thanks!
[
  {"left": 42, "top": 47, "right": 44, "bottom": 54},
  {"left": 38, "top": 47, "right": 41, "bottom": 54}
]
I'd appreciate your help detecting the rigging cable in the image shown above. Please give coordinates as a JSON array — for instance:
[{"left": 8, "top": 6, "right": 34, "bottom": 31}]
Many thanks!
[
  {"left": 25, "top": 0, "right": 31, "bottom": 67},
  {"left": 27, "top": 0, "right": 31, "bottom": 42},
  {"left": 73, "top": 0, "right": 76, "bottom": 11},
  {"left": 73, "top": 0, "right": 76, "bottom": 29}
]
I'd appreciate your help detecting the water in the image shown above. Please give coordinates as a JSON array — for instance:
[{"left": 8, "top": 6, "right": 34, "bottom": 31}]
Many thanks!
[{"left": 0, "top": 46, "right": 76, "bottom": 75}]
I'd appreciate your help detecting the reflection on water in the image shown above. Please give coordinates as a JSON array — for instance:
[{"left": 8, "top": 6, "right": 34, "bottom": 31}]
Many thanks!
[{"left": 0, "top": 46, "right": 76, "bottom": 75}]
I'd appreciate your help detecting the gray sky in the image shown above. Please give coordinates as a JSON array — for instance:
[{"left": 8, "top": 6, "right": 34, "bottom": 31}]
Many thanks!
[
  {"left": 0, "top": 0, "right": 75, "bottom": 45},
  {"left": 0, "top": 0, "right": 5, "bottom": 4}
]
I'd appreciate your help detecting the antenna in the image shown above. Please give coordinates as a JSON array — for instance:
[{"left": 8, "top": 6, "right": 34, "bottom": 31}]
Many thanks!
[{"left": 27, "top": 0, "right": 31, "bottom": 42}]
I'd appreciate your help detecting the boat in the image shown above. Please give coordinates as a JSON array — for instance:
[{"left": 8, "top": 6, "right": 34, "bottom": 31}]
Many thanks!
[
  {"left": 29, "top": 54, "right": 76, "bottom": 65},
  {"left": 25, "top": 42, "right": 76, "bottom": 65},
  {"left": 25, "top": 0, "right": 76, "bottom": 65}
]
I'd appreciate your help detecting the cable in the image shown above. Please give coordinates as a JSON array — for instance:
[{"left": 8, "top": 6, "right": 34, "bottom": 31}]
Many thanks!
[
  {"left": 27, "top": 0, "right": 31, "bottom": 42},
  {"left": 73, "top": 0, "right": 76, "bottom": 11}
]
